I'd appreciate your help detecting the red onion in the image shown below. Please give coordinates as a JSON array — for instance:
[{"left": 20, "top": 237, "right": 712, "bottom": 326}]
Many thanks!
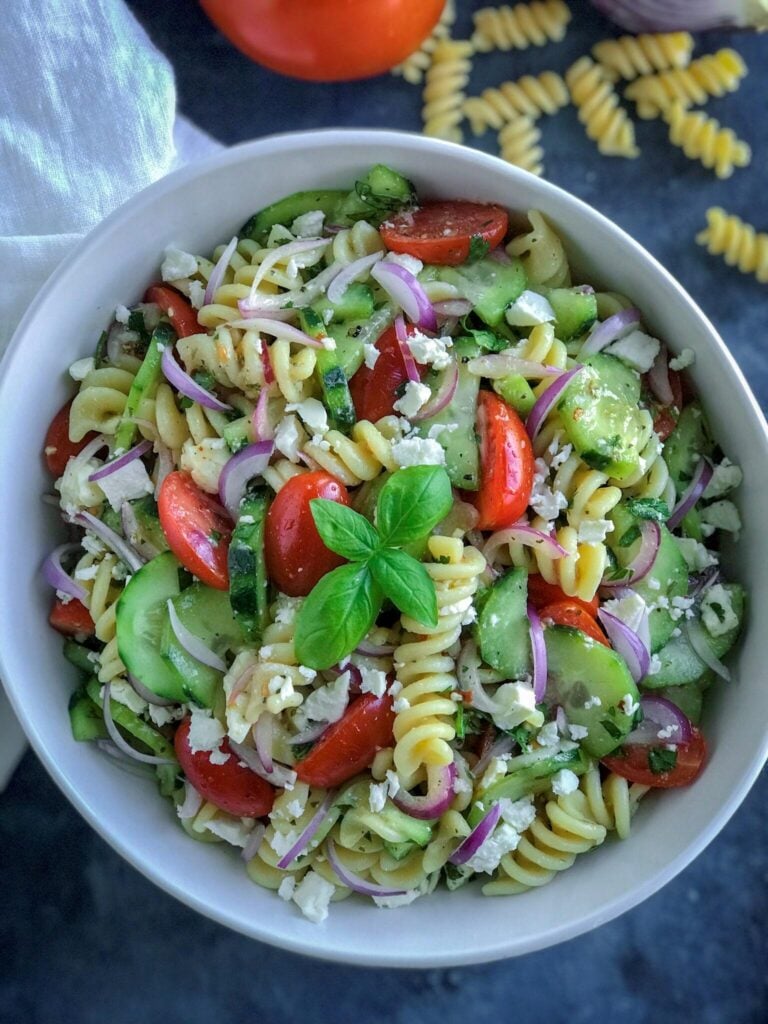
[
  {"left": 393, "top": 762, "right": 457, "bottom": 820},
  {"left": 204, "top": 235, "right": 238, "bottom": 307},
  {"left": 325, "top": 837, "right": 407, "bottom": 897},
  {"left": 601, "top": 520, "right": 660, "bottom": 589},
  {"left": 89, "top": 439, "right": 152, "bottom": 482},
  {"left": 483, "top": 524, "right": 569, "bottom": 564},
  {"left": 153, "top": 440, "right": 174, "bottom": 498},
  {"left": 689, "top": 566, "right": 720, "bottom": 599},
  {"left": 581, "top": 308, "right": 641, "bottom": 355},
  {"left": 254, "top": 712, "right": 274, "bottom": 773},
  {"left": 95, "top": 739, "right": 154, "bottom": 776},
  {"left": 121, "top": 502, "right": 161, "bottom": 561},
  {"left": 647, "top": 347, "right": 674, "bottom": 407},
  {"left": 276, "top": 789, "right": 337, "bottom": 869},
  {"left": 432, "top": 299, "right": 472, "bottom": 317},
  {"left": 228, "top": 740, "right": 298, "bottom": 790},
  {"left": 686, "top": 618, "right": 731, "bottom": 682},
  {"left": 355, "top": 640, "right": 396, "bottom": 657},
  {"left": 226, "top": 317, "right": 332, "bottom": 350},
  {"left": 325, "top": 662, "right": 363, "bottom": 689},
  {"left": 102, "top": 683, "right": 176, "bottom": 765},
  {"left": 590, "top": 0, "right": 765, "bottom": 31},
  {"left": 241, "top": 822, "right": 266, "bottom": 862},
  {"left": 667, "top": 459, "right": 714, "bottom": 531},
  {"left": 128, "top": 672, "right": 176, "bottom": 707},
  {"left": 598, "top": 609, "right": 651, "bottom": 682},
  {"left": 177, "top": 781, "right": 204, "bottom": 820},
  {"left": 42, "top": 542, "right": 87, "bottom": 602},
  {"left": 467, "top": 352, "right": 562, "bottom": 380},
  {"left": 70, "top": 432, "right": 109, "bottom": 471},
  {"left": 166, "top": 598, "right": 227, "bottom": 671},
  {"left": 260, "top": 342, "right": 275, "bottom": 386},
  {"left": 394, "top": 314, "right": 420, "bottom": 384},
  {"left": 472, "top": 734, "right": 515, "bottom": 778},
  {"left": 74, "top": 510, "right": 145, "bottom": 573},
  {"left": 238, "top": 261, "right": 343, "bottom": 317},
  {"left": 288, "top": 721, "right": 330, "bottom": 745},
  {"left": 161, "top": 346, "right": 232, "bottom": 413},
  {"left": 411, "top": 361, "right": 459, "bottom": 422},
  {"left": 528, "top": 602, "right": 547, "bottom": 701},
  {"left": 246, "top": 237, "right": 332, "bottom": 301},
  {"left": 448, "top": 802, "right": 502, "bottom": 866},
  {"left": 489, "top": 247, "right": 512, "bottom": 264},
  {"left": 372, "top": 260, "right": 438, "bottom": 331},
  {"left": 526, "top": 366, "right": 584, "bottom": 441},
  {"left": 625, "top": 694, "right": 693, "bottom": 747},
  {"left": 218, "top": 440, "right": 274, "bottom": 517},
  {"left": 326, "top": 252, "right": 383, "bottom": 305},
  {"left": 252, "top": 387, "right": 274, "bottom": 442},
  {"left": 456, "top": 642, "right": 497, "bottom": 715}
]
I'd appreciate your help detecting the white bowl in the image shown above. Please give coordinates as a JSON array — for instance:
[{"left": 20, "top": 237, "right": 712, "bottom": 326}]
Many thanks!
[{"left": 1, "top": 130, "right": 766, "bottom": 967}]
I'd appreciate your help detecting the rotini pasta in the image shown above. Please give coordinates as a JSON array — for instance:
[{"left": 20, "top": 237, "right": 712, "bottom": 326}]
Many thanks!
[
  {"left": 497, "top": 117, "right": 544, "bottom": 177},
  {"left": 506, "top": 210, "right": 571, "bottom": 288},
  {"left": 566, "top": 57, "right": 639, "bottom": 158},
  {"left": 331, "top": 221, "right": 385, "bottom": 265},
  {"left": 592, "top": 32, "right": 694, "bottom": 81},
  {"left": 508, "top": 515, "right": 609, "bottom": 602},
  {"left": 69, "top": 367, "right": 136, "bottom": 440},
  {"left": 696, "top": 207, "right": 768, "bottom": 284},
  {"left": 472, "top": 1, "right": 571, "bottom": 53},
  {"left": 422, "top": 39, "right": 474, "bottom": 143},
  {"left": 464, "top": 71, "right": 568, "bottom": 134},
  {"left": 663, "top": 103, "right": 751, "bottom": 180},
  {"left": 580, "top": 764, "right": 649, "bottom": 840},
  {"left": 303, "top": 417, "right": 404, "bottom": 487},
  {"left": 624, "top": 49, "right": 747, "bottom": 120},
  {"left": 392, "top": 0, "right": 456, "bottom": 85}
]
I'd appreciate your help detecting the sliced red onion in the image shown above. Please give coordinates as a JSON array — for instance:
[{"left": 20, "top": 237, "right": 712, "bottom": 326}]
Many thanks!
[
  {"left": 411, "top": 361, "right": 459, "bottom": 422},
  {"left": 121, "top": 502, "right": 161, "bottom": 562},
  {"left": 228, "top": 739, "right": 298, "bottom": 790},
  {"left": 355, "top": 640, "right": 396, "bottom": 657},
  {"left": 590, "top": 0, "right": 760, "bottom": 32},
  {"left": 449, "top": 802, "right": 502, "bottom": 866},
  {"left": 102, "top": 683, "right": 176, "bottom": 765},
  {"left": 326, "top": 837, "right": 407, "bottom": 896},
  {"left": 689, "top": 566, "right": 720, "bottom": 599},
  {"left": 238, "top": 262, "right": 343, "bottom": 317},
  {"left": 686, "top": 618, "right": 732, "bottom": 682},
  {"left": 74, "top": 510, "right": 145, "bottom": 573},
  {"left": 601, "top": 520, "right": 660, "bottom": 589},
  {"left": 489, "top": 247, "right": 512, "bottom": 264},
  {"left": 598, "top": 609, "right": 650, "bottom": 682},
  {"left": 218, "top": 440, "right": 274, "bottom": 518},
  {"left": 432, "top": 299, "right": 473, "bottom": 317},
  {"left": 161, "top": 346, "right": 232, "bottom": 412},
  {"left": 467, "top": 352, "right": 562, "bottom": 380},
  {"left": 325, "top": 662, "right": 363, "bottom": 689},
  {"left": 526, "top": 365, "right": 584, "bottom": 441},
  {"left": 667, "top": 459, "right": 714, "bottom": 531},
  {"left": 127, "top": 672, "right": 175, "bottom": 707},
  {"left": 372, "top": 261, "right": 437, "bottom": 332},
  {"left": 89, "top": 439, "right": 152, "bottom": 482},
  {"left": 483, "top": 524, "right": 568, "bottom": 564},
  {"left": 457, "top": 642, "right": 497, "bottom": 715},
  {"left": 326, "top": 252, "right": 383, "bottom": 305},
  {"left": 277, "top": 789, "right": 337, "bottom": 869},
  {"left": 204, "top": 235, "right": 238, "bottom": 307},
  {"left": 472, "top": 734, "right": 515, "bottom": 778},
  {"left": 254, "top": 712, "right": 274, "bottom": 773},
  {"left": 42, "top": 543, "right": 87, "bottom": 602},
  {"left": 288, "top": 721, "right": 331, "bottom": 745},
  {"left": 648, "top": 347, "right": 674, "bottom": 406},
  {"left": 70, "top": 432, "right": 109, "bottom": 472},
  {"left": 166, "top": 598, "right": 227, "bottom": 672},
  {"left": 226, "top": 317, "right": 331, "bottom": 350},
  {"left": 581, "top": 308, "right": 641, "bottom": 355},
  {"left": 393, "top": 763, "right": 457, "bottom": 820},
  {"left": 246, "top": 237, "right": 332, "bottom": 301},
  {"left": 252, "top": 387, "right": 274, "bottom": 442},
  {"left": 625, "top": 694, "right": 693, "bottom": 747},
  {"left": 528, "top": 602, "right": 547, "bottom": 701},
  {"left": 259, "top": 341, "right": 276, "bottom": 386},
  {"left": 394, "top": 314, "right": 420, "bottom": 384},
  {"left": 241, "top": 822, "right": 266, "bottom": 862},
  {"left": 95, "top": 739, "right": 154, "bottom": 776},
  {"left": 154, "top": 439, "right": 174, "bottom": 498},
  {"left": 177, "top": 781, "right": 204, "bottom": 820}
]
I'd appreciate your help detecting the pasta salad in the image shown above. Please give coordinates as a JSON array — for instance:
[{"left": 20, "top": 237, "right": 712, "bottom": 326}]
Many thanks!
[{"left": 43, "top": 165, "right": 745, "bottom": 923}]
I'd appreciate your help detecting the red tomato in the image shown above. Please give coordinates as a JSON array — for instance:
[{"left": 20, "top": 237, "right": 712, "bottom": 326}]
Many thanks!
[
  {"left": 49, "top": 598, "right": 95, "bottom": 637},
  {"left": 349, "top": 322, "right": 419, "bottom": 423},
  {"left": 602, "top": 728, "right": 707, "bottom": 788},
  {"left": 653, "top": 407, "right": 678, "bottom": 442},
  {"left": 158, "top": 471, "right": 232, "bottom": 590},
  {"left": 43, "top": 401, "right": 98, "bottom": 477},
  {"left": 174, "top": 716, "right": 275, "bottom": 817},
  {"left": 467, "top": 391, "right": 534, "bottom": 531},
  {"left": 381, "top": 201, "right": 509, "bottom": 266},
  {"left": 295, "top": 694, "right": 396, "bottom": 788},
  {"left": 264, "top": 471, "right": 349, "bottom": 597},
  {"left": 539, "top": 600, "right": 609, "bottom": 647},
  {"left": 526, "top": 575, "right": 599, "bottom": 617},
  {"left": 199, "top": 0, "right": 445, "bottom": 81},
  {"left": 144, "top": 284, "right": 201, "bottom": 338},
  {"left": 648, "top": 368, "right": 683, "bottom": 441}
]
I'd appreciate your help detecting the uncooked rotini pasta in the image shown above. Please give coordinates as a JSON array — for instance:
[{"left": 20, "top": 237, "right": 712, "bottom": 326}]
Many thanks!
[
  {"left": 696, "top": 207, "right": 768, "bottom": 284},
  {"left": 663, "top": 103, "right": 751, "bottom": 180},
  {"left": 624, "top": 49, "right": 747, "bottom": 119},
  {"left": 392, "top": 0, "right": 456, "bottom": 85},
  {"left": 497, "top": 117, "right": 545, "bottom": 176},
  {"left": 421, "top": 39, "right": 474, "bottom": 143},
  {"left": 566, "top": 56, "right": 639, "bottom": 158},
  {"left": 48, "top": 165, "right": 744, "bottom": 924},
  {"left": 464, "top": 71, "right": 568, "bottom": 134},
  {"left": 472, "top": 1, "right": 571, "bottom": 53},
  {"left": 592, "top": 32, "right": 694, "bottom": 81}
]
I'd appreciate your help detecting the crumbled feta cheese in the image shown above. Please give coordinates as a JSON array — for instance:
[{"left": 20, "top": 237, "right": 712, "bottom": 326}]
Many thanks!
[
  {"left": 704, "top": 459, "right": 743, "bottom": 500},
  {"left": 602, "top": 590, "right": 648, "bottom": 638},
  {"left": 161, "top": 247, "right": 198, "bottom": 281},
  {"left": 530, "top": 458, "right": 568, "bottom": 521},
  {"left": 269, "top": 828, "right": 299, "bottom": 858},
  {"left": 363, "top": 342, "right": 380, "bottom": 369},
  {"left": 385, "top": 770, "right": 401, "bottom": 799},
  {"left": 95, "top": 458, "right": 154, "bottom": 512},
  {"left": 647, "top": 577, "right": 661, "bottom": 590},
  {"left": 551, "top": 768, "right": 580, "bottom": 796},
  {"left": 188, "top": 280, "right": 206, "bottom": 309},
  {"left": 669, "top": 595, "right": 695, "bottom": 621},
  {"left": 392, "top": 696, "right": 410, "bottom": 713},
  {"left": 584, "top": 695, "right": 602, "bottom": 709},
  {"left": 620, "top": 693, "right": 640, "bottom": 716},
  {"left": 202, "top": 817, "right": 254, "bottom": 848},
  {"left": 285, "top": 397, "right": 329, "bottom": 435},
  {"left": 453, "top": 775, "right": 472, "bottom": 795},
  {"left": 499, "top": 795, "right": 536, "bottom": 832},
  {"left": 357, "top": 662, "right": 388, "bottom": 698},
  {"left": 274, "top": 414, "right": 302, "bottom": 463},
  {"left": 298, "top": 665, "right": 317, "bottom": 682},
  {"left": 479, "top": 757, "right": 509, "bottom": 791},
  {"left": 605, "top": 329, "right": 660, "bottom": 373},
  {"left": 69, "top": 356, "right": 95, "bottom": 381},
  {"left": 700, "top": 583, "right": 739, "bottom": 638},
  {"left": 268, "top": 674, "right": 294, "bottom": 696},
  {"left": 285, "top": 797, "right": 306, "bottom": 819},
  {"left": 426, "top": 423, "right": 456, "bottom": 440},
  {"left": 668, "top": 348, "right": 695, "bottom": 371},
  {"left": 505, "top": 290, "right": 556, "bottom": 327},
  {"left": 274, "top": 593, "right": 302, "bottom": 624},
  {"left": 461, "top": 605, "right": 477, "bottom": 626},
  {"left": 442, "top": 596, "right": 473, "bottom": 617},
  {"left": 368, "top": 781, "right": 388, "bottom": 813},
  {"left": 384, "top": 252, "right": 423, "bottom": 276},
  {"left": 291, "top": 210, "right": 325, "bottom": 238},
  {"left": 406, "top": 330, "right": 453, "bottom": 370},
  {"left": 492, "top": 681, "right": 543, "bottom": 731},
  {"left": 372, "top": 889, "right": 422, "bottom": 909},
  {"left": 114, "top": 304, "right": 131, "bottom": 324},
  {"left": 393, "top": 380, "right": 432, "bottom": 418},
  {"left": 657, "top": 724, "right": 678, "bottom": 740},
  {"left": 292, "top": 870, "right": 335, "bottom": 923},
  {"left": 277, "top": 876, "right": 297, "bottom": 902},
  {"left": 147, "top": 704, "right": 184, "bottom": 727},
  {"left": 388, "top": 680, "right": 403, "bottom": 698},
  {"left": 699, "top": 500, "right": 741, "bottom": 538},
  {"left": 56, "top": 456, "right": 104, "bottom": 515},
  {"left": 568, "top": 724, "right": 589, "bottom": 741},
  {"left": 465, "top": 822, "right": 525, "bottom": 874},
  {"left": 549, "top": 440, "right": 572, "bottom": 471},
  {"left": 391, "top": 437, "right": 446, "bottom": 468},
  {"left": 295, "top": 673, "right": 350, "bottom": 727},
  {"left": 74, "top": 564, "right": 99, "bottom": 581},
  {"left": 647, "top": 654, "right": 662, "bottom": 676},
  {"left": 188, "top": 707, "right": 227, "bottom": 760},
  {"left": 536, "top": 721, "right": 560, "bottom": 747},
  {"left": 102, "top": 678, "right": 147, "bottom": 715},
  {"left": 577, "top": 518, "right": 614, "bottom": 544}
]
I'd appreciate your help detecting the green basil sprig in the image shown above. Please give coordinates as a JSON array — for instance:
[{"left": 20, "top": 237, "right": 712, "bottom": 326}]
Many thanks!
[{"left": 294, "top": 466, "right": 453, "bottom": 670}]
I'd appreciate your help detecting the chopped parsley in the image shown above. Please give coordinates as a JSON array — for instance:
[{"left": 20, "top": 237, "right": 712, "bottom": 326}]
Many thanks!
[
  {"left": 506, "top": 723, "right": 534, "bottom": 752},
  {"left": 601, "top": 717, "right": 623, "bottom": 740},
  {"left": 463, "top": 327, "right": 507, "bottom": 352},
  {"left": 648, "top": 747, "right": 678, "bottom": 775},
  {"left": 619, "top": 524, "right": 641, "bottom": 548},
  {"left": 467, "top": 235, "right": 491, "bottom": 263},
  {"left": 626, "top": 497, "right": 669, "bottom": 522}
]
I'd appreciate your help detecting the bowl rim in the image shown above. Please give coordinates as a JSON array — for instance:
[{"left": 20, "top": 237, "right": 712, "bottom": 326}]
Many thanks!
[{"left": 2, "top": 127, "right": 768, "bottom": 966}]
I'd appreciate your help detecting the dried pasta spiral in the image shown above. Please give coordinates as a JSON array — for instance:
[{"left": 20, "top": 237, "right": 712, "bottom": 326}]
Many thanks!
[
  {"left": 472, "top": 1, "right": 571, "bottom": 53},
  {"left": 566, "top": 57, "right": 639, "bottom": 158},
  {"left": 303, "top": 417, "right": 403, "bottom": 487},
  {"left": 498, "top": 117, "right": 544, "bottom": 176},
  {"left": 580, "top": 764, "right": 650, "bottom": 840},
  {"left": 663, "top": 104, "right": 751, "bottom": 180},
  {"left": 464, "top": 71, "right": 568, "bottom": 134},
  {"left": 422, "top": 39, "right": 474, "bottom": 143},
  {"left": 696, "top": 207, "right": 768, "bottom": 285},
  {"left": 331, "top": 221, "right": 385, "bottom": 265},
  {"left": 592, "top": 32, "right": 693, "bottom": 81},
  {"left": 624, "top": 49, "right": 747, "bottom": 120},
  {"left": 506, "top": 210, "right": 571, "bottom": 289},
  {"left": 392, "top": 0, "right": 456, "bottom": 85},
  {"left": 393, "top": 537, "right": 485, "bottom": 789}
]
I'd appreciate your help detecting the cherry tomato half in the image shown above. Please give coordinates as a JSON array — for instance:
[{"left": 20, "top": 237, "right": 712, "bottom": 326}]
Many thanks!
[
  {"left": 49, "top": 598, "right": 95, "bottom": 637},
  {"left": 602, "top": 728, "right": 707, "bottom": 788},
  {"left": 264, "top": 471, "right": 350, "bottom": 597},
  {"left": 466, "top": 391, "right": 534, "bottom": 532},
  {"left": 158, "top": 471, "right": 232, "bottom": 590},
  {"left": 295, "top": 693, "right": 396, "bottom": 788},
  {"left": 199, "top": 0, "right": 445, "bottom": 82},
  {"left": 144, "top": 284, "right": 201, "bottom": 339},
  {"left": 381, "top": 201, "right": 509, "bottom": 266},
  {"left": 349, "top": 322, "right": 418, "bottom": 424},
  {"left": 174, "top": 716, "right": 276, "bottom": 817},
  {"left": 43, "top": 401, "right": 98, "bottom": 477},
  {"left": 526, "top": 575, "right": 599, "bottom": 617},
  {"left": 539, "top": 600, "right": 609, "bottom": 647}
]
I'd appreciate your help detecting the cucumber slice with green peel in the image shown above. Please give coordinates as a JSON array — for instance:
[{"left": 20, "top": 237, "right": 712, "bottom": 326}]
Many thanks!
[
  {"left": 493, "top": 374, "right": 536, "bottom": 416},
  {"left": 228, "top": 492, "right": 270, "bottom": 642},
  {"left": 470, "top": 746, "right": 590, "bottom": 825},
  {"left": 113, "top": 322, "right": 174, "bottom": 455},
  {"left": 313, "top": 283, "right": 375, "bottom": 323},
  {"left": 654, "top": 684, "right": 704, "bottom": 725},
  {"left": 240, "top": 189, "right": 347, "bottom": 244},
  {"left": 544, "top": 626, "right": 640, "bottom": 757},
  {"left": 85, "top": 677, "right": 176, "bottom": 760},
  {"left": 116, "top": 551, "right": 186, "bottom": 702},
  {"left": 664, "top": 402, "right": 713, "bottom": 493},
  {"left": 222, "top": 416, "right": 251, "bottom": 453},
  {"left": 581, "top": 352, "right": 641, "bottom": 405},
  {"left": 300, "top": 307, "right": 357, "bottom": 430},
  {"left": 325, "top": 320, "right": 366, "bottom": 379},
  {"left": 545, "top": 287, "right": 597, "bottom": 341},
  {"left": 69, "top": 687, "right": 108, "bottom": 741},
  {"left": 475, "top": 567, "right": 531, "bottom": 681},
  {"left": 333, "top": 164, "right": 416, "bottom": 227},
  {"left": 339, "top": 780, "right": 433, "bottom": 845},
  {"left": 423, "top": 258, "right": 527, "bottom": 327},
  {"left": 63, "top": 640, "right": 98, "bottom": 675},
  {"left": 129, "top": 495, "right": 169, "bottom": 554}
]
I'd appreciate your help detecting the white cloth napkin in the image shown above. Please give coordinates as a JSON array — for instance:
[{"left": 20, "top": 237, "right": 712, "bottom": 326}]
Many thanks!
[{"left": 0, "top": 0, "right": 223, "bottom": 788}]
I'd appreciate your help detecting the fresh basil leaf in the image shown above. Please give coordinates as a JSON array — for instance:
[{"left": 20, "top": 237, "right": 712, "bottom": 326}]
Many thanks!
[
  {"left": 463, "top": 327, "right": 507, "bottom": 353},
  {"left": 309, "top": 499, "right": 380, "bottom": 561},
  {"left": 376, "top": 466, "right": 453, "bottom": 547},
  {"left": 600, "top": 717, "right": 623, "bottom": 740},
  {"left": 648, "top": 746, "right": 678, "bottom": 775},
  {"left": 467, "top": 235, "right": 490, "bottom": 263},
  {"left": 294, "top": 563, "right": 382, "bottom": 670},
  {"left": 618, "top": 525, "right": 641, "bottom": 548},
  {"left": 626, "top": 497, "right": 669, "bottom": 522},
  {"left": 370, "top": 548, "right": 438, "bottom": 627}
]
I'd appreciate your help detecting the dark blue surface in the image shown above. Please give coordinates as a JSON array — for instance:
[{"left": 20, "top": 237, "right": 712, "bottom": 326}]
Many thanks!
[{"left": 3, "top": 2, "right": 767, "bottom": 1021}]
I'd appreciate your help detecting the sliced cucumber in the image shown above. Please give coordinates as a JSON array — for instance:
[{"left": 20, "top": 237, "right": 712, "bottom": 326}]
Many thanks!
[
  {"left": 313, "top": 283, "right": 374, "bottom": 323},
  {"left": 581, "top": 352, "right": 641, "bottom": 405},
  {"left": 424, "top": 258, "right": 527, "bottom": 327},
  {"left": 655, "top": 684, "right": 704, "bottom": 725},
  {"left": 222, "top": 416, "right": 251, "bottom": 453},
  {"left": 228, "top": 491, "right": 270, "bottom": 642},
  {"left": 333, "top": 164, "right": 416, "bottom": 227},
  {"left": 113, "top": 322, "right": 174, "bottom": 454},
  {"left": 300, "top": 307, "right": 356, "bottom": 430},
  {"left": 470, "top": 746, "right": 590, "bottom": 825},
  {"left": 546, "top": 287, "right": 597, "bottom": 341},
  {"left": 69, "top": 687, "right": 108, "bottom": 741},
  {"left": 417, "top": 337, "right": 480, "bottom": 490},
  {"left": 664, "top": 402, "right": 713, "bottom": 493},
  {"left": 493, "top": 374, "right": 537, "bottom": 417},
  {"left": 240, "top": 189, "right": 347, "bottom": 244},
  {"left": 129, "top": 494, "right": 169, "bottom": 554},
  {"left": 475, "top": 568, "right": 530, "bottom": 680},
  {"left": 85, "top": 677, "right": 176, "bottom": 760},
  {"left": 325, "top": 320, "right": 366, "bottom": 379}
]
